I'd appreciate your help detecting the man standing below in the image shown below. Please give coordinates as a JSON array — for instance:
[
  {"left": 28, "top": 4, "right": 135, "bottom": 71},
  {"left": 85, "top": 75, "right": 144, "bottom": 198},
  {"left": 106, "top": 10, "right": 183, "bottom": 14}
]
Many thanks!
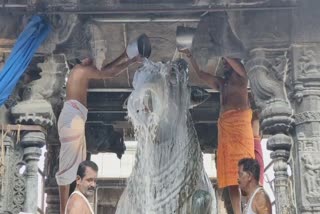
[
  {"left": 65, "top": 160, "right": 98, "bottom": 214},
  {"left": 56, "top": 50, "right": 142, "bottom": 214},
  {"left": 238, "top": 158, "right": 272, "bottom": 214},
  {"left": 179, "top": 49, "right": 255, "bottom": 214}
]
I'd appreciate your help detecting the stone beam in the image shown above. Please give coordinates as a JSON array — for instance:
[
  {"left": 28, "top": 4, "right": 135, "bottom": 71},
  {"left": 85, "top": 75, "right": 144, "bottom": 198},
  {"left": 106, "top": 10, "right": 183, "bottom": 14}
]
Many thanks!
[{"left": 0, "top": 1, "right": 296, "bottom": 15}]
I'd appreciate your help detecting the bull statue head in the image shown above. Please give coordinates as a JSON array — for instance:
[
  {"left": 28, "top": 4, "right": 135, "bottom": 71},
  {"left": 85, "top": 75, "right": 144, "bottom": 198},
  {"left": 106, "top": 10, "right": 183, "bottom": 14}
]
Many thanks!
[{"left": 127, "top": 59, "right": 210, "bottom": 137}]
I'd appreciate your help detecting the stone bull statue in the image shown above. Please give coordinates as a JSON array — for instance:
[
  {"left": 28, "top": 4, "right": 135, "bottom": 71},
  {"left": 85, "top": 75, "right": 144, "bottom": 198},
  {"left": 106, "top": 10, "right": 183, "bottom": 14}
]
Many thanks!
[{"left": 116, "top": 59, "right": 217, "bottom": 214}]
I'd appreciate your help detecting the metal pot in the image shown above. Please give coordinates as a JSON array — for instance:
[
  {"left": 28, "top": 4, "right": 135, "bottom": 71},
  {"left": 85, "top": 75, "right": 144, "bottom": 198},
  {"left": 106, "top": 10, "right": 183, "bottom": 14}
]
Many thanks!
[
  {"left": 126, "top": 33, "right": 152, "bottom": 59},
  {"left": 176, "top": 26, "right": 196, "bottom": 50}
]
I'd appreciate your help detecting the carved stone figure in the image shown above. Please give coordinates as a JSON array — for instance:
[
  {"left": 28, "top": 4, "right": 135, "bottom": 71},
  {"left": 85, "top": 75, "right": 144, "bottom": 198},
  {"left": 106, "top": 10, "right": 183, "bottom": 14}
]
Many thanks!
[
  {"left": 116, "top": 59, "right": 216, "bottom": 214},
  {"left": 302, "top": 155, "right": 320, "bottom": 196}
]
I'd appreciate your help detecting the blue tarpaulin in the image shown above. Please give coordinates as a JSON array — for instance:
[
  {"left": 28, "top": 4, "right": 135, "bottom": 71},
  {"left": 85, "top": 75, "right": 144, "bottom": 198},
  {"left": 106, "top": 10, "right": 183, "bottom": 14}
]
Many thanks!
[{"left": 0, "top": 16, "right": 51, "bottom": 106}]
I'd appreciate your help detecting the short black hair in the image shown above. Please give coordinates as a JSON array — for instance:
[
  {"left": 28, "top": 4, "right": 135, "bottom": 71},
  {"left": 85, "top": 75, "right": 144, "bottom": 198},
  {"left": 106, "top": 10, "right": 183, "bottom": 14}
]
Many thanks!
[
  {"left": 238, "top": 158, "right": 260, "bottom": 182},
  {"left": 77, "top": 160, "right": 98, "bottom": 179}
]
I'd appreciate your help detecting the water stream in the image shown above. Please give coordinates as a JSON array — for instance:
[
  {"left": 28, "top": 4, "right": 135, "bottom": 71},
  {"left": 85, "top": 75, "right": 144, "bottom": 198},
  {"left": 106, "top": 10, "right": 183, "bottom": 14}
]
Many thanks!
[{"left": 116, "top": 59, "right": 217, "bottom": 214}]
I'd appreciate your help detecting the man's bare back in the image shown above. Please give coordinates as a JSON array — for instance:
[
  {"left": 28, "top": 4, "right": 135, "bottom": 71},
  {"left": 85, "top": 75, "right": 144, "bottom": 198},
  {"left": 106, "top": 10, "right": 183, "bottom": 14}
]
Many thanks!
[{"left": 66, "top": 63, "right": 97, "bottom": 107}]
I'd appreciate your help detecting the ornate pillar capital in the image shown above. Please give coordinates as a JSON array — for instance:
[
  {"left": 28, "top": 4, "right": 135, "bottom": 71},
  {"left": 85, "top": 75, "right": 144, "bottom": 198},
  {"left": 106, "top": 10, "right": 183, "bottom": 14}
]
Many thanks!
[
  {"left": 10, "top": 54, "right": 69, "bottom": 127},
  {"left": 245, "top": 48, "right": 291, "bottom": 110}
]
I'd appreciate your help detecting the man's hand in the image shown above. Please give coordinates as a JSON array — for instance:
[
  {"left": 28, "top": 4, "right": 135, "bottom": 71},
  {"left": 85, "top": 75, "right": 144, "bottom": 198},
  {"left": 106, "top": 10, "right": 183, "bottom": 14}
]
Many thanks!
[
  {"left": 124, "top": 49, "right": 145, "bottom": 64},
  {"left": 131, "top": 55, "right": 144, "bottom": 64},
  {"left": 178, "top": 48, "right": 192, "bottom": 57},
  {"left": 77, "top": 58, "right": 98, "bottom": 72},
  {"left": 81, "top": 58, "right": 94, "bottom": 66},
  {"left": 178, "top": 47, "right": 222, "bottom": 90},
  {"left": 125, "top": 55, "right": 144, "bottom": 68}
]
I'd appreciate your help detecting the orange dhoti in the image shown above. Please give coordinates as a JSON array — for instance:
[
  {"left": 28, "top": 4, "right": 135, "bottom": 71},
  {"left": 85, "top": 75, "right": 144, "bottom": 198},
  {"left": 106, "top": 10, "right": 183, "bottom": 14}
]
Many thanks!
[
  {"left": 254, "top": 136, "right": 264, "bottom": 185},
  {"left": 217, "top": 109, "right": 255, "bottom": 188}
]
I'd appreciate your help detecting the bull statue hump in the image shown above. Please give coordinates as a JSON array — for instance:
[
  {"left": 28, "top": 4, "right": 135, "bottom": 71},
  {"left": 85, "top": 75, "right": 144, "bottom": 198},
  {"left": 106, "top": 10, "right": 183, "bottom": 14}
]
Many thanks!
[{"left": 116, "top": 59, "right": 217, "bottom": 214}]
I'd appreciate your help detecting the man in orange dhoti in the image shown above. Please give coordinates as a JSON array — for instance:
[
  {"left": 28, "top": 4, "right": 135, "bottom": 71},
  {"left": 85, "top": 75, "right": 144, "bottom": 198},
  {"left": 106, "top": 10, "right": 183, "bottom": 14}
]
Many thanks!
[
  {"left": 218, "top": 109, "right": 254, "bottom": 188},
  {"left": 179, "top": 48, "right": 254, "bottom": 214}
]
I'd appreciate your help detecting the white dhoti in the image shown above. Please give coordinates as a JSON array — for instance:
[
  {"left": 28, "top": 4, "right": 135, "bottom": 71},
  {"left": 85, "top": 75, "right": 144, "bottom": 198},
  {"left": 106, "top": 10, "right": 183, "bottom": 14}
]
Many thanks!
[{"left": 56, "top": 100, "right": 88, "bottom": 186}]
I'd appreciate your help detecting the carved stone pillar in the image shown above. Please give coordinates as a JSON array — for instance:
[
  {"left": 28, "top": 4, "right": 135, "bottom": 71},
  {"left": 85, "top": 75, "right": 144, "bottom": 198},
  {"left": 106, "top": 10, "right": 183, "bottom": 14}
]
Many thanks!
[
  {"left": 0, "top": 132, "right": 25, "bottom": 214},
  {"left": 290, "top": 44, "right": 320, "bottom": 213},
  {"left": 20, "top": 131, "right": 45, "bottom": 213},
  {"left": 9, "top": 54, "right": 69, "bottom": 213},
  {"left": 44, "top": 143, "right": 60, "bottom": 214},
  {"left": 245, "top": 48, "right": 296, "bottom": 214}
]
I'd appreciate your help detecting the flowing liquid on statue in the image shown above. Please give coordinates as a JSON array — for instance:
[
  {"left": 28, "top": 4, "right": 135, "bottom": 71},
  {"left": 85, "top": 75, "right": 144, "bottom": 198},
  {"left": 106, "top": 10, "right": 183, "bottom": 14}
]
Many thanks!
[{"left": 116, "top": 59, "right": 216, "bottom": 214}]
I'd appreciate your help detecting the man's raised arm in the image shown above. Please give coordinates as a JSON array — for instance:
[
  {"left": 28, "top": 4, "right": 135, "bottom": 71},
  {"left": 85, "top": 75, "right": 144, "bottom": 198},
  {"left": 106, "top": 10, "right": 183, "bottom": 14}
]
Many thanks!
[
  {"left": 224, "top": 57, "right": 247, "bottom": 77},
  {"left": 179, "top": 48, "right": 222, "bottom": 90},
  {"left": 99, "top": 52, "right": 141, "bottom": 78}
]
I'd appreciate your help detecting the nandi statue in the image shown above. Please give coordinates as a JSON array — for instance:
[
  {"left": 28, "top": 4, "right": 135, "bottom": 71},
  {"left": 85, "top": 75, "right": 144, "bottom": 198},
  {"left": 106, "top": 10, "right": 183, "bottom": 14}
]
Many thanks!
[{"left": 116, "top": 59, "right": 217, "bottom": 214}]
